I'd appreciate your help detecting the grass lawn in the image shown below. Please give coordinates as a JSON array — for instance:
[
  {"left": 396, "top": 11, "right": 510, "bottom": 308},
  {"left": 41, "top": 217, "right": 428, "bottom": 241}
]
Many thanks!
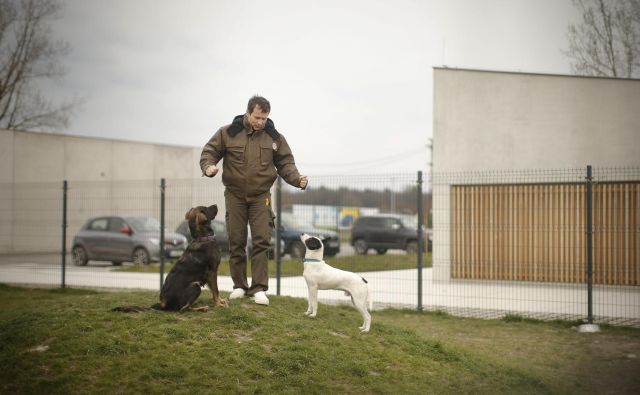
[
  {"left": 1, "top": 284, "right": 639, "bottom": 394},
  {"left": 115, "top": 253, "right": 431, "bottom": 277}
]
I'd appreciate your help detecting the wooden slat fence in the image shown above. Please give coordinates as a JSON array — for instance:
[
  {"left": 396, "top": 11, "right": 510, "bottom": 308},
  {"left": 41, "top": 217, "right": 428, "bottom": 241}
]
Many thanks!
[{"left": 451, "top": 182, "right": 639, "bottom": 285}]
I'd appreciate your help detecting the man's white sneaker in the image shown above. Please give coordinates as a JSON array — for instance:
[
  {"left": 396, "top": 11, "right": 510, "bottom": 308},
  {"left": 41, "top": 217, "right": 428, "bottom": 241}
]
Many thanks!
[
  {"left": 253, "top": 291, "right": 269, "bottom": 306},
  {"left": 229, "top": 288, "right": 246, "bottom": 300}
]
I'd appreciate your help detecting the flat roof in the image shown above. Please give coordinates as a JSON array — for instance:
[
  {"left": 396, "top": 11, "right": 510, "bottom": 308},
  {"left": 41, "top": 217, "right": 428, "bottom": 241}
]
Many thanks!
[{"left": 433, "top": 66, "right": 640, "bottom": 82}]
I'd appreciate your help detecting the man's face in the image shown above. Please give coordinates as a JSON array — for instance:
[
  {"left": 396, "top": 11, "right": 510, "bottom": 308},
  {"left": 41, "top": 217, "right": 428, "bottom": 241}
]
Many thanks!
[{"left": 247, "top": 106, "right": 269, "bottom": 131}]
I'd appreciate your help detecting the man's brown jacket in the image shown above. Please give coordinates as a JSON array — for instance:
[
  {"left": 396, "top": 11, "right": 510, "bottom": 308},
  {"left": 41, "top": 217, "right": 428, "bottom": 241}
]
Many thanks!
[{"left": 200, "top": 114, "right": 303, "bottom": 197}]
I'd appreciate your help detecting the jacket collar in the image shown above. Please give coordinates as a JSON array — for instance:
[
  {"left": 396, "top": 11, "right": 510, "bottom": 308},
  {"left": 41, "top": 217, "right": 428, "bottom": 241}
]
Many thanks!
[{"left": 227, "top": 114, "right": 280, "bottom": 140}]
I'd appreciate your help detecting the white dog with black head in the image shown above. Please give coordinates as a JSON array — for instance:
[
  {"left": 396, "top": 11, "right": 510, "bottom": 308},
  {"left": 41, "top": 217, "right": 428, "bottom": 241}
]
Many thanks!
[{"left": 300, "top": 234, "right": 372, "bottom": 332}]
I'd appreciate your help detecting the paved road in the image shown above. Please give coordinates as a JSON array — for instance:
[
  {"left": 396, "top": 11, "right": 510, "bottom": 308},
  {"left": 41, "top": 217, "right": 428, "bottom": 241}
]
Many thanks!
[
  {"left": 0, "top": 242, "right": 411, "bottom": 268},
  {"left": 0, "top": 253, "right": 422, "bottom": 309},
  {"left": 1, "top": 253, "right": 637, "bottom": 326}
]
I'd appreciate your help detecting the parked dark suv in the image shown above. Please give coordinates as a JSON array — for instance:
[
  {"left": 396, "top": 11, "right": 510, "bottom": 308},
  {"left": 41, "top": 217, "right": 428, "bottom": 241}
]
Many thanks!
[
  {"left": 279, "top": 213, "right": 340, "bottom": 258},
  {"left": 350, "top": 215, "right": 421, "bottom": 255}
]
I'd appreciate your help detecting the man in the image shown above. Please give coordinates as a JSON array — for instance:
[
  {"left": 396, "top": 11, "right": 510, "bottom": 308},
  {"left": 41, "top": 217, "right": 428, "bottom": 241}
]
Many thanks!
[{"left": 200, "top": 96, "right": 308, "bottom": 305}]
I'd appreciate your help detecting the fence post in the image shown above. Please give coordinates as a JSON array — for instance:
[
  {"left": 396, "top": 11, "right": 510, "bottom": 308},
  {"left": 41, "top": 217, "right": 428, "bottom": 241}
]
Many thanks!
[
  {"left": 586, "top": 166, "right": 593, "bottom": 323},
  {"left": 579, "top": 165, "right": 599, "bottom": 332},
  {"left": 61, "top": 180, "right": 68, "bottom": 289},
  {"left": 159, "top": 178, "right": 166, "bottom": 290},
  {"left": 275, "top": 176, "right": 282, "bottom": 295},
  {"left": 417, "top": 171, "right": 424, "bottom": 311}
]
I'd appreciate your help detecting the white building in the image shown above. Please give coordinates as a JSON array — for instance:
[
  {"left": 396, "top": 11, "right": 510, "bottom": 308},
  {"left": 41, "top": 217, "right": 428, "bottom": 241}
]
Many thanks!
[{"left": 432, "top": 68, "right": 640, "bottom": 287}]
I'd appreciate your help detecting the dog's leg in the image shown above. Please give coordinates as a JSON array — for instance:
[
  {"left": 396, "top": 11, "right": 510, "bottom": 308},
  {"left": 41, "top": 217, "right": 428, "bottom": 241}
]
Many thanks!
[
  {"left": 206, "top": 270, "right": 228, "bottom": 308},
  {"left": 304, "top": 280, "right": 313, "bottom": 315},
  {"left": 179, "top": 282, "right": 203, "bottom": 312},
  {"left": 352, "top": 288, "right": 371, "bottom": 332},
  {"left": 306, "top": 284, "right": 319, "bottom": 317}
]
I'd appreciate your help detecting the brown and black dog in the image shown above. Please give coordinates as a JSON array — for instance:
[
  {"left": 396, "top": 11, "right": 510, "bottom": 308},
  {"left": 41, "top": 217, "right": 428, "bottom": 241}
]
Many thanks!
[{"left": 113, "top": 205, "right": 227, "bottom": 312}]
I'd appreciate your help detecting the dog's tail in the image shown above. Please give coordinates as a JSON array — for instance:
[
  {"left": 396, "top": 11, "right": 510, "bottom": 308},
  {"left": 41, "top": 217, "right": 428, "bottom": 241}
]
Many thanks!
[
  {"left": 112, "top": 303, "right": 164, "bottom": 312},
  {"left": 111, "top": 305, "right": 150, "bottom": 313}
]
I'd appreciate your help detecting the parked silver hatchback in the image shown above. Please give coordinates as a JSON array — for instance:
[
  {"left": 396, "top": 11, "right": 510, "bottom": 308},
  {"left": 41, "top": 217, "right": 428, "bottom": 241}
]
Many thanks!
[{"left": 71, "top": 216, "right": 187, "bottom": 266}]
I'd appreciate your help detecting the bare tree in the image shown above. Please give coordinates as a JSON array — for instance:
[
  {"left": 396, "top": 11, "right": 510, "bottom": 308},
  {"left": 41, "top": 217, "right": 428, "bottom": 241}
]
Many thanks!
[
  {"left": 0, "top": 0, "right": 80, "bottom": 131},
  {"left": 566, "top": 0, "right": 640, "bottom": 78}
]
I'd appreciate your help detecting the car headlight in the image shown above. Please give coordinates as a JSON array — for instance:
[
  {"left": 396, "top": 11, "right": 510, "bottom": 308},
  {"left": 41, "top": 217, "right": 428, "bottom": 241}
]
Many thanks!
[{"left": 149, "top": 238, "right": 160, "bottom": 245}]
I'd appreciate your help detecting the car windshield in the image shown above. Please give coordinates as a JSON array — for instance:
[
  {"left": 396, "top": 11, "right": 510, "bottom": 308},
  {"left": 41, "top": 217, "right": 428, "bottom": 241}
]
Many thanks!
[{"left": 126, "top": 217, "right": 161, "bottom": 232}]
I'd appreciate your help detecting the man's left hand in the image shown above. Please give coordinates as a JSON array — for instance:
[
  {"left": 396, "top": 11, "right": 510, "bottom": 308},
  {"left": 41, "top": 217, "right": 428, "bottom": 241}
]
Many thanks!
[{"left": 299, "top": 175, "right": 308, "bottom": 189}]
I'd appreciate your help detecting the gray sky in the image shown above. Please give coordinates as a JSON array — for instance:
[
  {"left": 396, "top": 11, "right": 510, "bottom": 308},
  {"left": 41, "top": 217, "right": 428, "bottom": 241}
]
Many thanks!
[{"left": 47, "top": 0, "right": 579, "bottom": 175}]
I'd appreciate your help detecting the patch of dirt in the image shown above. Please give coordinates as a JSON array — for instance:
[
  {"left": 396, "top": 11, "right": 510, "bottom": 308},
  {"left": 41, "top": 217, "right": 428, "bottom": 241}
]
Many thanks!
[
  {"left": 234, "top": 333, "right": 252, "bottom": 343},
  {"left": 26, "top": 337, "right": 56, "bottom": 354},
  {"left": 329, "top": 331, "right": 351, "bottom": 339},
  {"left": 578, "top": 334, "right": 640, "bottom": 393},
  {"left": 329, "top": 331, "right": 350, "bottom": 339},
  {"left": 377, "top": 313, "right": 640, "bottom": 394}
]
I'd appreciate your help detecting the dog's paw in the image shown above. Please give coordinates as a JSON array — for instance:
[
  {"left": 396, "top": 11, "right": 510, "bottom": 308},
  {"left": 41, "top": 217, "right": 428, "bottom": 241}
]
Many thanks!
[
  {"left": 216, "top": 299, "right": 229, "bottom": 308},
  {"left": 191, "top": 306, "right": 210, "bottom": 312}
]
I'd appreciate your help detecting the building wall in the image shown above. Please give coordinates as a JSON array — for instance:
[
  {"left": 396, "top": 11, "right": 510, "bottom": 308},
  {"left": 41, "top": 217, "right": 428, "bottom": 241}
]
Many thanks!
[
  {"left": 0, "top": 129, "right": 208, "bottom": 183},
  {"left": 432, "top": 68, "right": 640, "bottom": 281},
  {"left": 0, "top": 129, "right": 225, "bottom": 253},
  {"left": 433, "top": 68, "right": 640, "bottom": 171}
]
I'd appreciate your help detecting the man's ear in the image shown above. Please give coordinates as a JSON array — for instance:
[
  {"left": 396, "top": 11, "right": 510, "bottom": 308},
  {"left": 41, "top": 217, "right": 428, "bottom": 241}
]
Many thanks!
[
  {"left": 304, "top": 237, "right": 322, "bottom": 251},
  {"left": 205, "top": 205, "right": 218, "bottom": 220}
]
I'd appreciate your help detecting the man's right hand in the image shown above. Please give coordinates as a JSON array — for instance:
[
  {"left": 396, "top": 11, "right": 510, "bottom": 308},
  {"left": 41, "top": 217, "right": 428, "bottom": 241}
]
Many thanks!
[{"left": 205, "top": 165, "right": 219, "bottom": 177}]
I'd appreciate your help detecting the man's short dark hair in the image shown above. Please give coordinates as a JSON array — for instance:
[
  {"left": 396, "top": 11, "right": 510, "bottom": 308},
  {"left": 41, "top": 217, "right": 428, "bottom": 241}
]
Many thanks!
[{"left": 247, "top": 95, "right": 270, "bottom": 114}]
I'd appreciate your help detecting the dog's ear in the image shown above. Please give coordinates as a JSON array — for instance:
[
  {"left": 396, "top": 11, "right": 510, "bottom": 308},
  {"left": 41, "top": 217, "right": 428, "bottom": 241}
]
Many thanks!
[
  {"left": 205, "top": 205, "right": 218, "bottom": 220},
  {"left": 185, "top": 208, "right": 196, "bottom": 220},
  {"left": 304, "top": 237, "right": 322, "bottom": 250}
]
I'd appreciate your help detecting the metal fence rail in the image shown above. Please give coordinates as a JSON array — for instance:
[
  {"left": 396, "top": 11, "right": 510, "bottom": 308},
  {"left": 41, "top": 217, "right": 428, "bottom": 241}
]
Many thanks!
[{"left": 0, "top": 167, "right": 638, "bottom": 327}]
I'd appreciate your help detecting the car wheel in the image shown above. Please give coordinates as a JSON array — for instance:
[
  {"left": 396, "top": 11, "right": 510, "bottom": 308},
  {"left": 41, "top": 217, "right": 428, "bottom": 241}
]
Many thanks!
[
  {"left": 289, "top": 241, "right": 306, "bottom": 259},
  {"left": 72, "top": 246, "right": 88, "bottom": 266},
  {"left": 111, "top": 261, "right": 123, "bottom": 266},
  {"left": 132, "top": 248, "right": 150, "bottom": 265},
  {"left": 406, "top": 241, "right": 418, "bottom": 254},
  {"left": 354, "top": 239, "right": 368, "bottom": 255},
  {"left": 376, "top": 248, "right": 387, "bottom": 255}
]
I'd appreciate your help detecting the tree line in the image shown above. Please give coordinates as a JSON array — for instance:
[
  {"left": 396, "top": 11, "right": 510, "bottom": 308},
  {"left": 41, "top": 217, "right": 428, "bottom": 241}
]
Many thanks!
[{"left": 280, "top": 184, "right": 432, "bottom": 222}]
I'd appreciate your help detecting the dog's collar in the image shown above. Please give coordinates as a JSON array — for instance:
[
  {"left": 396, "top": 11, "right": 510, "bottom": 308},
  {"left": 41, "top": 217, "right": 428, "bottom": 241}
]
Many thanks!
[
  {"left": 303, "top": 258, "right": 322, "bottom": 262},
  {"left": 195, "top": 235, "right": 216, "bottom": 242}
]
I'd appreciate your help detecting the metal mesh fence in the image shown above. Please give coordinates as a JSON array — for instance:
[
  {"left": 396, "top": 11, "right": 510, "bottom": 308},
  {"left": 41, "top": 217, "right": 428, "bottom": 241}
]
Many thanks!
[
  {"left": 432, "top": 167, "right": 639, "bottom": 326},
  {"left": 275, "top": 173, "right": 423, "bottom": 308},
  {"left": 0, "top": 167, "right": 638, "bottom": 327}
]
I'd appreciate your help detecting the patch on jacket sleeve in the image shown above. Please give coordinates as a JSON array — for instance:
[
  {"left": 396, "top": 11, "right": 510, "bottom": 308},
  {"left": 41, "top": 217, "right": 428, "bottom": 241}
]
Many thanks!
[{"left": 272, "top": 142, "right": 278, "bottom": 151}]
